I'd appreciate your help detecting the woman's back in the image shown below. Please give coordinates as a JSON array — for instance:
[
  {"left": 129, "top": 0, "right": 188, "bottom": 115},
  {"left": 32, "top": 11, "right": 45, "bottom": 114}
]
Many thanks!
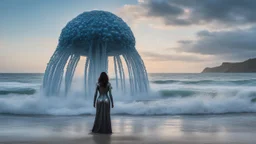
[{"left": 98, "top": 83, "right": 109, "bottom": 95}]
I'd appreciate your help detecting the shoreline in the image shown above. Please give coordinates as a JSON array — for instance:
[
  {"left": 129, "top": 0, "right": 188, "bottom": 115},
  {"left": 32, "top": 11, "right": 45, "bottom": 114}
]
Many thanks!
[
  {"left": 1, "top": 114, "right": 256, "bottom": 143},
  {"left": 0, "top": 112, "right": 256, "bottom": 117}
]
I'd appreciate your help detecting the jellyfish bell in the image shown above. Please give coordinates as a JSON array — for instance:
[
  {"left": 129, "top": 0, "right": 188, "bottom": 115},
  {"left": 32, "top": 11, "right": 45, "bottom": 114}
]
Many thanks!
[
  {"left": 43, "top": 10, "right": 149, "bottom": 96},
  {"left": 58, "top": 11, "right": 134, "bottom": 55}
]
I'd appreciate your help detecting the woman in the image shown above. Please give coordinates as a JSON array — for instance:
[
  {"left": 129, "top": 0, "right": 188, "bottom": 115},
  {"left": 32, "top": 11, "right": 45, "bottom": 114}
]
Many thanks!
[{"left": 92, "top": 72, "right": 114, "bottom": 134}]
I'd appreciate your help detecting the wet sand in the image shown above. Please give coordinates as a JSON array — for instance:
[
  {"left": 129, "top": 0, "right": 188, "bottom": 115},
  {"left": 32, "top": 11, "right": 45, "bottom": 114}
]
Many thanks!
[{"left": 1, "top": 114, "right": 256, "bottom": 144}]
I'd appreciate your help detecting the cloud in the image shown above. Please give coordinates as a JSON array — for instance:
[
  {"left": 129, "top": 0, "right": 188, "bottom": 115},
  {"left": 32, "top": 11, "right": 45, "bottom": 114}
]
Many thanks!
[
  {"left": 196, "top": 30, "right": 213, "bottom": 37},
  {"left": 177, "top": 40, "right": 192, "bottom": 44},
  {"left": 140, "top": 51, "right": 213, "bottom": 62},
  {"left": 145, "top": 0, "right": 183, "bottom": 17},
  {"left": 119, "top": 0, "right": 256, "bottom": 27},
  {"left": 176, "top": 26, "right": 256, "bottom": 60}
]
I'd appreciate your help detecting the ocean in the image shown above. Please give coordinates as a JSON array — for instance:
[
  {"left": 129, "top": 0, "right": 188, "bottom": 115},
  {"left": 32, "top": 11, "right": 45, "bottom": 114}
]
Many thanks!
[{"left": 0, "top": 73, "right": 256, "bottom": 115}]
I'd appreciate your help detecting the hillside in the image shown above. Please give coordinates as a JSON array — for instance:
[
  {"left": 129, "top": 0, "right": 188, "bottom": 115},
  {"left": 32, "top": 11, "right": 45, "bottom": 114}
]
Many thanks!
[{"left": 202, "top": 58, "right": 256, "bottom": 73}]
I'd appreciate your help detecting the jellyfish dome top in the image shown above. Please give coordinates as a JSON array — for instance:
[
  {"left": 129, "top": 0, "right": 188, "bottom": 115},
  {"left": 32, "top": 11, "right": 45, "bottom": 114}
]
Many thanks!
[{"left": 43, "top": 10, "right": 149, "bottom": 96}]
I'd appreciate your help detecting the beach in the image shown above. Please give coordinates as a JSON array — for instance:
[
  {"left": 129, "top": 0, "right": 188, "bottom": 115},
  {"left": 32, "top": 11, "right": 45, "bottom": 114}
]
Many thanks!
[
  {"left": 1, "top": 73, "right": 256, "bottom": 143},
  {"left": 2, "top": 0, "right": 256, "bottom": 143},
  {"left": 1, "top": 114, "right": 256, "bottom": 144}
]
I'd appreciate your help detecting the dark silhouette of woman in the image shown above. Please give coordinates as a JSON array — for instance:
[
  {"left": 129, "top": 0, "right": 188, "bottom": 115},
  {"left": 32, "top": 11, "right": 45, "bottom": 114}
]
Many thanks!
[{"left": 92, "top": 72, "right": 114, "bottom": 134}]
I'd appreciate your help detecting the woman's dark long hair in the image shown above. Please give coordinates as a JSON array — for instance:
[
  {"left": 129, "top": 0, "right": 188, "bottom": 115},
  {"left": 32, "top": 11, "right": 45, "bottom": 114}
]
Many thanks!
[{"left": 98, "top": 72, "right": 109, "bottom": 88}]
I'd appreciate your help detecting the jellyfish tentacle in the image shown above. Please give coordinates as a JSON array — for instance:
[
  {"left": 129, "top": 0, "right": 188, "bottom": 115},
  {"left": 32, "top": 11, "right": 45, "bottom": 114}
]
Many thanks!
[
  {"left": 135, "top": 54, "right": 147, "bottom": 92},
  {"left": 123, "top": 54, "right": 134, "bottom": 95},
  {"left": 102, "top": 43, "right": 108, "bottom": 73},
  {"left": 115, "top": 56, "right": 123, "bottom": 90},
  {"left": 132, "top": 50, "right": 149, "bottom": 92},
  {"left": 42, "top": 50, "right": 58, "bottom": 89},
  {"left": 116, "top": 55, "right": 125, "bottom": 91},
  {"left": 95, "top": 41, "right": 100, "bottom": 76},
  {"left": 87, "top": 42, "right": 94, "bottom": 95},
  {"left": 105, "top": 43, "right": 108, "bottom": 73},
  {"left": 64, "top": 54, "right": 74, "bottom": 94},
  {"left": 113, "top": 56, "right": 119, "bottom": 89},
  {"left": 65, "top": 54, "right": 80, "bottom": 95},
  {"left": 130, "top": 51, "right": 143, "bottom": 92},
  {"left": 120, "top": 57, "right": 126, "bottom": 90},
  {"left": 125, "top": 51, "right": 139, "bottom": 92},
  {"left": 137, "top": 52, "right": 149, "bottom": 92},
  {"left": 43, "top": 50, "right": 63, "bottom": 90},
  {"left": 43, "top": 50, "right": 69, "bottom": 96},
  {"left": 84, "top": 42, "right": 93, "bottom": 95},
  {"left": 50, "top": 51, "right": 70, "bottom": 95},
  {"left": 84, "top": 57, "right": 90, "bottom": 95}
]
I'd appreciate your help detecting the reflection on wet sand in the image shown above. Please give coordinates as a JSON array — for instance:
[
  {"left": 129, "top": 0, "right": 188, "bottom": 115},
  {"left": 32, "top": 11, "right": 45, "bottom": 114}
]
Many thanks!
[
  {"left": 1, "top": 114, "right": 256, "bottom": 143},
  {"left": 92, "top": 134, "right": 111, "bottom": 144}
]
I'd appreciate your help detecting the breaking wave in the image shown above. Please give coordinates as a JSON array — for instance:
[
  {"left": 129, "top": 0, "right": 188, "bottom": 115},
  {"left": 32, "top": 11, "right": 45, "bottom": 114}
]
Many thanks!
[
  {"left": 152, "top": 79, "right": 256, "bottom": 85},
  {"left": 0, "top": 88, "right": 36, "bottom": 95},
  {"left": 0, "top": 89, "right": 255, "bottom": 116},
  {"left": 1, "top": 74, "right": 256, "bottom": 116}
]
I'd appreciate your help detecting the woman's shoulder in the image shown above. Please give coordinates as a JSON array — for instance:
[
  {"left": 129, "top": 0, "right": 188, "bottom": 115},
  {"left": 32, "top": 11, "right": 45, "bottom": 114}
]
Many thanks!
[{"left": 108, "top": 82, "right": 112, "bottom": 89}]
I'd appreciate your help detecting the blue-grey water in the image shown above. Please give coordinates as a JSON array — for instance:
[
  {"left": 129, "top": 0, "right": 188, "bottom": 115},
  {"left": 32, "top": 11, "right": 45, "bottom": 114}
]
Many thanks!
[{"left": 0, "top": 73, "right": 256, "bottom": 115}]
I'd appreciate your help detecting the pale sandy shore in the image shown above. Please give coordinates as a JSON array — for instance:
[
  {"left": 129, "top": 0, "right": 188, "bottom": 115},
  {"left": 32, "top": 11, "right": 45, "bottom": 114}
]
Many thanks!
[{"left": 1, "top": 114, "right": 256, "bottom": 144}]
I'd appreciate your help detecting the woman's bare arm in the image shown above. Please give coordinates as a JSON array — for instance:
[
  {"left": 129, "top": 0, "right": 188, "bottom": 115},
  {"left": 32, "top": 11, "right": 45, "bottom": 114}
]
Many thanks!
[
  {"left": 93, "top": 85, "right": 98, "bottom": 108},
  {"left": 109, "top": 84, "right": 114, "bottom": 108}
]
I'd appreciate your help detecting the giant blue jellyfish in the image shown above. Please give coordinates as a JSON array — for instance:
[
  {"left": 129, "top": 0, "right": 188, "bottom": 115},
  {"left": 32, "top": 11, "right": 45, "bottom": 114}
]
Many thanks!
[{"left": 42, "top": 10, "right": 149, "bottom": 96}]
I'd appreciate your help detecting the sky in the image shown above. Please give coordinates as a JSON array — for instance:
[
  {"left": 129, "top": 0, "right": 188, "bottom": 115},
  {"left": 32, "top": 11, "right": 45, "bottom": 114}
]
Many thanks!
[{"left": 1, "top": 0, "right": 256, "bottom": 73}]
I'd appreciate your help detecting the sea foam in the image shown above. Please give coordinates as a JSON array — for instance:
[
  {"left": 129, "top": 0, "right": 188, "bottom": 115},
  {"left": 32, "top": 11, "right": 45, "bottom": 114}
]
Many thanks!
[
  {"left": 1, "top": 74, "right": 256, "bottom": 115},
  {"left": 0, "top": 88, "right": 255, "bottom": 116}
]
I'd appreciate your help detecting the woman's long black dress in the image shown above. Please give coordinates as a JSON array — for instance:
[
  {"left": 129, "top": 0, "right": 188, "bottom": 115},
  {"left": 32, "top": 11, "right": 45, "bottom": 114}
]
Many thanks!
[{"left": 92, "top": 83, "right": 113, "bottom": 134}]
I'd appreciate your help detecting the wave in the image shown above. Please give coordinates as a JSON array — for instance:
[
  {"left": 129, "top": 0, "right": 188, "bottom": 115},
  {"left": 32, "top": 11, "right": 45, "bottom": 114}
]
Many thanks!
[
  {"left": 158, "top": 88, "right": 256, "bottom": 99},
  {"left": 152, "top": 79, "right": 256, "bottom": 85},
  {"left": 1, "top": 74, "right": 256, "bottom": 116},
  {"left": 0, "top": 89, "right": 256, "bottom": 116},
  {"left": 151, "top": 80, "right": 178, "bottom": 84},
  {"left": 0, "top": 88, "right": 36, "bottom": 95},
  {"left": 0, "top": 82, "right": 40, "bottom": 95},
  {"left": 159, "top": 89, "right": 197, "bottom": 97}
]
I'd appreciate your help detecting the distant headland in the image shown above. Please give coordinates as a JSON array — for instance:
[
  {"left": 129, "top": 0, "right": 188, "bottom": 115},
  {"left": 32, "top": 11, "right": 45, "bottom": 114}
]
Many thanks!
[{"left": 202, "top": 58, "right": 256, "bottom": 73}]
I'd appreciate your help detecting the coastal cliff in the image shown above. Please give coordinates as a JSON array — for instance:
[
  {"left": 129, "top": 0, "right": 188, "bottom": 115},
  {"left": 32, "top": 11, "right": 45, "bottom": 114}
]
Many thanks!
[{"left": 202, "top": 58, "right": 256, "bottom": 73}]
